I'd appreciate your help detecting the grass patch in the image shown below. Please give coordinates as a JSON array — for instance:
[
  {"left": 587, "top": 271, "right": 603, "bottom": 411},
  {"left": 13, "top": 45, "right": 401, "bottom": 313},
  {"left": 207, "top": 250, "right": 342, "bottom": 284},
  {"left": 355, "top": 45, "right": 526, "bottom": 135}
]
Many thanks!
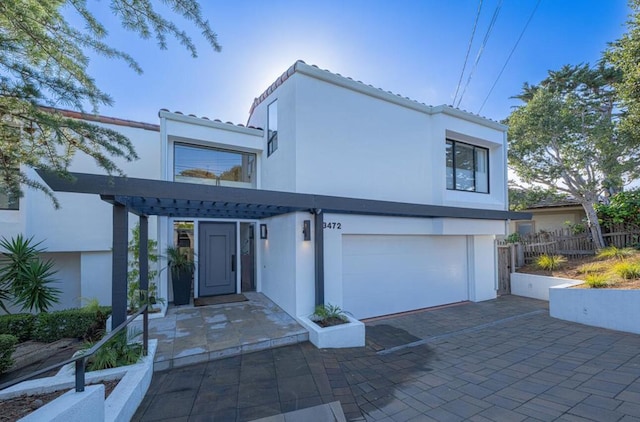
[
  {"left": 584, "top": 274, "right": 610, "bottom": 288},
  {"left": 536, "top": 254, "right": 567, "bottom": 271},
  {"left": 597, "top": 246, "right": 636, "bottom": 261},
  {"left": 576, "top": 262, "right": 608, "bottom": 275},
  {"left": 612, "top": 261, "right": 640, "bottom": 279}
]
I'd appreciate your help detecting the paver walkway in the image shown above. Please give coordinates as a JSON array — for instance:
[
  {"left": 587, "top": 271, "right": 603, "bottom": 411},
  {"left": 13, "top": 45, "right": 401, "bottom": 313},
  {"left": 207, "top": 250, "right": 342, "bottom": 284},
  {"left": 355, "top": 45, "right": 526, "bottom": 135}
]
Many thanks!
[{"left": 133, "top": 296, "right": 640, "bottom": 421}]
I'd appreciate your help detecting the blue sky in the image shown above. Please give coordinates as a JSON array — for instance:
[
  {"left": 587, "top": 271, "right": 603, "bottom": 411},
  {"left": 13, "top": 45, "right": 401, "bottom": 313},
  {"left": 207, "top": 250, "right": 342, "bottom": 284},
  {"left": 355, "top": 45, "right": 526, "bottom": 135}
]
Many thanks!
[{"left": 82, "top": 0, "right": 630, "bottom": 126}]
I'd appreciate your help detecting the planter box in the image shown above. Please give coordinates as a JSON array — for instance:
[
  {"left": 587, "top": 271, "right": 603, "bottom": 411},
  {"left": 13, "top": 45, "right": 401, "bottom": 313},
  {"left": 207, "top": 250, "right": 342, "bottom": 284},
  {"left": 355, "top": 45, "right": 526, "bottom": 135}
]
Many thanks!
[
  {"left": 511, "top": 273, "right": 581, "bottom": 301},
  {"left": 550, "top": 286, "right": 640, "bottom": 335},
  {"left": 297, "top": 314, "right": 365, "bottom": 348},
  {"left": 1, "top": 340, "right": 157, "bottom": 422}
]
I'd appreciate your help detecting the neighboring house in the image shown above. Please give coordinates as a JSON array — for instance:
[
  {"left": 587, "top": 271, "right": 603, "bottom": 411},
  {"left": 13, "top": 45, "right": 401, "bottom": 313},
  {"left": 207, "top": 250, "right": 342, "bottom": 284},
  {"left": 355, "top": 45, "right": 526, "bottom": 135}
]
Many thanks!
[
  {"left": 510, "top": 199, "right": 586, "bottom": 236},
  {"left": 0, "top": 60, "right": 525, "bottom": 321}
]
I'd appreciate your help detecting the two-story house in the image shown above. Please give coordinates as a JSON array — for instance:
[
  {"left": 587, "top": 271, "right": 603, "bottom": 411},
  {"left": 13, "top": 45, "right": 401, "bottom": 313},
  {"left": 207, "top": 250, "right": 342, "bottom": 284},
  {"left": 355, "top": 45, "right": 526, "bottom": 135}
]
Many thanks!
[{"left": 1, "top": 61, "right": 524, "bottom": 322}]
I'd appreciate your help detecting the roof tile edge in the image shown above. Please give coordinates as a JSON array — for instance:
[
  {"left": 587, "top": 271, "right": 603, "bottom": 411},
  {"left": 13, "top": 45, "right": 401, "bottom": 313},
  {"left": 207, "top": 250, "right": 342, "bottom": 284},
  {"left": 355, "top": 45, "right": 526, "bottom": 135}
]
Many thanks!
[
  {"left": 40, "top": 106, "right": 160, "bottom": 132},
  {"left": 246, "top": 61, "right": 503, "bottom": 129}
]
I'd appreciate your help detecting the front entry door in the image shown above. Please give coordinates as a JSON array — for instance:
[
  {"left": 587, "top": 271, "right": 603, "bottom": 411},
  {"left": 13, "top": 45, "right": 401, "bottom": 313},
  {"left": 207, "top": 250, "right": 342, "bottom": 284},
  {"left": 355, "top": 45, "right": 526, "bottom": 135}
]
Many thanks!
[{"left": 199, "top": 222, "right": 236, "bottom": 296}]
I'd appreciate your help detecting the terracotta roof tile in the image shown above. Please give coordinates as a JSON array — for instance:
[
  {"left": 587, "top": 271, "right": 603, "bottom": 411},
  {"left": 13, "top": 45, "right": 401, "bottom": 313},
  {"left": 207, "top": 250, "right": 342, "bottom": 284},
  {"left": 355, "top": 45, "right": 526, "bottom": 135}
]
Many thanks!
[
  {"left": 159, "top": 110, "right": 262, "bottom": 131},
  {"left": 41, "top": 106, "right": 160, "bottom": 131}
]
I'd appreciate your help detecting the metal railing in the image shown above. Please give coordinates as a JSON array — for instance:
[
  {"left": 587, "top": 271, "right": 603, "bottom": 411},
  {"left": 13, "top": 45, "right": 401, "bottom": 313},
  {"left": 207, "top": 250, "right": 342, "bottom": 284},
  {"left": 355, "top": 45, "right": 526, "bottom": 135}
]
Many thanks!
[{"left": 0, "top": 304, "right": 149, "bottom": 392}]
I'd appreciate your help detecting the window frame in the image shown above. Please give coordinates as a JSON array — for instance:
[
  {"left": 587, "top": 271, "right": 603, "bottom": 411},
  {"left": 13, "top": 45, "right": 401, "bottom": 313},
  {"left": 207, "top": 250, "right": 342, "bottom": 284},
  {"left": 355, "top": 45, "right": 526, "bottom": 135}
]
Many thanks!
[
  {"left": 267, "top": 100, "right": 278, "bottom": 157},
  {"left": 173, "top": 142, "right": 256, "bottom": 187},
  {"left": 446, "top": 139, "right": 490, "bottom": 194}
]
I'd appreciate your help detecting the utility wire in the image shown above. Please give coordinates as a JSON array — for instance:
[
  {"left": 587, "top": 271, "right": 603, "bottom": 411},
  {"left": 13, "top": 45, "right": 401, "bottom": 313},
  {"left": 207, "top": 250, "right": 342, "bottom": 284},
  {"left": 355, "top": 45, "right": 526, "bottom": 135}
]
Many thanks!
[
  {"left": 452, "top": 0, "right": 484, "bottom": 107},
  {"left": 478, "top": 0, "right": 542, "bottom": 114},
  {"left": 455, "top": 0, "right": 504, "bottom": 109}
]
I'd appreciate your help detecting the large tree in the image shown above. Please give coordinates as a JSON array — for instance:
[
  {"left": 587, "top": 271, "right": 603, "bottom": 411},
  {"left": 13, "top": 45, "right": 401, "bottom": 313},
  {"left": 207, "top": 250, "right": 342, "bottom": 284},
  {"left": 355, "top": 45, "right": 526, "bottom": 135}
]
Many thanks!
[
  {"left": 606, "top": 0, "right": 640, "bottom": 142},
  {"left": 507, "top": 64, "right": 640, "bottom": 249},
  {"left": 0, "top": 0, "right": 220, "bottom": 207}
]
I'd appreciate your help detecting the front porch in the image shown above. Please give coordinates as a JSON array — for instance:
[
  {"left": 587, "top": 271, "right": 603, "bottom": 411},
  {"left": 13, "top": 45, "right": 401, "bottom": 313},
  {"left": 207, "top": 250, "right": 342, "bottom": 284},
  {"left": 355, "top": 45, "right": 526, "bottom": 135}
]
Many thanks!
[{"left": 140, "top": 292, "right": 309, "bottom": 371}]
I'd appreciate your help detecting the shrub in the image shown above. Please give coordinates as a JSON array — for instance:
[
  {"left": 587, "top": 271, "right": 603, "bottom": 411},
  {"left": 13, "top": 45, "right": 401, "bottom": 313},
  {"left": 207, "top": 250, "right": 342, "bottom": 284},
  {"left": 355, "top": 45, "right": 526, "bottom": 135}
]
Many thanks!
[
  {"left": 584, "top": 274, "right": 610, "bottom": 288},
  {"left": 0, "top": 235, "right": 61, "bottom": 313},
  {"left": 32, "top": 307, "right": 112, "bottom": 343},
  {"left": 597, "top": 246, "right": 636, "bottom": 261},
  {"left": 84, "top": 329, "right": 143, "bottom": 371},
  {"left": 612, "top": 261, "right": 640, "bottom": 279},
  {"left": 576, "top": 262, "right": 607, "bottom": 275},
  {"left": 535, "top": 254, "right": 567, "bottom": 271},
  {"left": 0, "top": 334, "right": 18, "bottom": 374},
  {"left": 0, "top": 313, "right": 35, "bottom": 342}
]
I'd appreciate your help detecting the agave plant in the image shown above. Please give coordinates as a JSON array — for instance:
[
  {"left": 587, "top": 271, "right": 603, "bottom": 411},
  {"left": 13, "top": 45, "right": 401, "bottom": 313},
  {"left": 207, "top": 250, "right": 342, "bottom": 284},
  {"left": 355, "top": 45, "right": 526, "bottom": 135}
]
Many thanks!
[{"left": 0, "top": 234, "right": 60, "bottom": 313}]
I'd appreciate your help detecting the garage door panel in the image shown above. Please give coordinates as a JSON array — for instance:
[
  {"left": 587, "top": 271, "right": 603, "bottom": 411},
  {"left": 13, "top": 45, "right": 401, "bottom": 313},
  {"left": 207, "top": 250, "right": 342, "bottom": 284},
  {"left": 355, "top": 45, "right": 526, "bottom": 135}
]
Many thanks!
[{"left": 342, "top": 235, "right": 468, "bottom": 319}]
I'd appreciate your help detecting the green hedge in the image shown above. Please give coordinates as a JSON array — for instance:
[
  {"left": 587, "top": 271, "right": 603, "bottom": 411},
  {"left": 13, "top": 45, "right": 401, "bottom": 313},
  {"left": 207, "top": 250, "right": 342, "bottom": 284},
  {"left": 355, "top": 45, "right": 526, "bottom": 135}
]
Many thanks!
[
  {"left": 0, "top": 334, "right": 18, "bottom": 374},
  {"left": 31, "top": 306, "right": 112, "bottom": 343},
  {"left": 0, "top": 314, "right": 36, "bottom": 342}
]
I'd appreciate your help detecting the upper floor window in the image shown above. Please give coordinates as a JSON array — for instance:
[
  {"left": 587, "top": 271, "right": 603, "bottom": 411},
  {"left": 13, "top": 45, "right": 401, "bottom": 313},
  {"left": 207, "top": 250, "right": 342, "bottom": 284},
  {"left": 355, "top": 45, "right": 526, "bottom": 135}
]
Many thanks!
[
  {"left": 174, "top": 143, "right": 256, "bottom": 188},
  {"left": 0, "top": 172, "right": 19, "bottom": 210},
  {"left": 446, "top": 139, "right": 489, "bottom": 193},
  {"left": 267, "top": 100, "right": 278, "bottom": 156}
]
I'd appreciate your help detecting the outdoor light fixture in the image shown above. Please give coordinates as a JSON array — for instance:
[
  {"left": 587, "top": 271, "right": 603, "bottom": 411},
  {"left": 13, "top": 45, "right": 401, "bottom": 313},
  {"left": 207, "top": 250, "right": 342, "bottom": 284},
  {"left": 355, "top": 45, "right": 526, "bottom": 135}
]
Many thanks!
[
  {"left": 260, "top": 224, "right": 268, "bottom": 239},
  {"left": 303, "top": 220, "right": 311, "bottom": 241}
]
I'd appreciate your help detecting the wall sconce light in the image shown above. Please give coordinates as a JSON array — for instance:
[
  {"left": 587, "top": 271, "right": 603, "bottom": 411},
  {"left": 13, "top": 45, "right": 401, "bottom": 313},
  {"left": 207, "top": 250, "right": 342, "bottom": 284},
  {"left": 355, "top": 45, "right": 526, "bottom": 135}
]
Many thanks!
[
  {"left": 260, "top": 224, "right": 268, "bottom": 239},
  {"left": 303, "top": 220, "right": 311, "bottom": 241}
]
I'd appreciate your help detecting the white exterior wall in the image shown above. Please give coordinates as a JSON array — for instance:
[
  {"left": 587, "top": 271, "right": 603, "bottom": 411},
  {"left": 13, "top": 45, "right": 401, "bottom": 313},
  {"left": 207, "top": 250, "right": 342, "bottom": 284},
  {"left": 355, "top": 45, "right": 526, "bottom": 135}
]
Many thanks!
[
  {"left": 0, "top": 122, "right": 161, "bottom": 308},
  {"left": 249, "top": 67, "right": 507, "bottom": 212},
  {"left": 259, "top": 213, "right": 297, "bottom": 316},
  {"left": 247, "top": 80, "right": 297, "bottom": 193}
]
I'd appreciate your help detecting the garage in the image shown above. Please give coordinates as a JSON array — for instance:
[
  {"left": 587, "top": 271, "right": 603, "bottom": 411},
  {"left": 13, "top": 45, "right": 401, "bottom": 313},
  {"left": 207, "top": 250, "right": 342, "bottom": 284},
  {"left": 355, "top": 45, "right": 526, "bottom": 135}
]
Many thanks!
[{"left": 342, "top": 234, "right": 469, "bottom": 319}]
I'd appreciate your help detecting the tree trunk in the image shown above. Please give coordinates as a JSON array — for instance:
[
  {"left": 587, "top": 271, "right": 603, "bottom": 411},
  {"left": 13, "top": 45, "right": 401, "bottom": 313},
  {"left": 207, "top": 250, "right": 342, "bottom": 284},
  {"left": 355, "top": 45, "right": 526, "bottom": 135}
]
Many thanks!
[{"left": 581, "top": 200, "right": 606, "bottom": 250}]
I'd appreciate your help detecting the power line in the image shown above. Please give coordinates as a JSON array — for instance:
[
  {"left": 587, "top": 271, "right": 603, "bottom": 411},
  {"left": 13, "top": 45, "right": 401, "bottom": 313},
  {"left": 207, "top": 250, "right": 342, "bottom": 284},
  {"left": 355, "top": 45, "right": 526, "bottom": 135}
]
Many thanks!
[
  {"left": 452, "top": 0, "right": 484, "bottom": 107},
  {"left": 455, "top": 0, "right": 504, "bottom": 109},
  {"left": 478, "top": 0, "right": 542, "bottom": 114}
]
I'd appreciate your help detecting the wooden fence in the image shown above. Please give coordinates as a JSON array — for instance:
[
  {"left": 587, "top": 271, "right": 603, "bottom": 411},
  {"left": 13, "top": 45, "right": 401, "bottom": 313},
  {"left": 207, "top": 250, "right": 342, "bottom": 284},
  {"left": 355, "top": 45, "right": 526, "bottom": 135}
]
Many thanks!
[{"left": 498, "top": 224, "right": 640, "bottom": 266}]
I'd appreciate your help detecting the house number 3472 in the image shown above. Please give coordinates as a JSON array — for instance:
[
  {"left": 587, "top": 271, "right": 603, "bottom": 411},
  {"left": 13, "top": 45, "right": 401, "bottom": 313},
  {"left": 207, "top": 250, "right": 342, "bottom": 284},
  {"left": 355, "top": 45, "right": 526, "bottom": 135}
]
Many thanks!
[{"left": 323, "top": 222, "right": 342, "bottom": 229}]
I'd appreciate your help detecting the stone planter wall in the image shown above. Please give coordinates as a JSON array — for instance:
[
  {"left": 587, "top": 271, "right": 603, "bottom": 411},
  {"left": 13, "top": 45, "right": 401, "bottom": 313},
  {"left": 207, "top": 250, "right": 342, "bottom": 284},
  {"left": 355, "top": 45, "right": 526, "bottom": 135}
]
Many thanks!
[
  {"left": 550, "top": 286, "right": 640, "bottom": 335},
  {"left": 297, "top": 314, "right": 365, "bottom": 348},
  {"left": 511, "top": 272, "right": 581, "bottom": 301}
]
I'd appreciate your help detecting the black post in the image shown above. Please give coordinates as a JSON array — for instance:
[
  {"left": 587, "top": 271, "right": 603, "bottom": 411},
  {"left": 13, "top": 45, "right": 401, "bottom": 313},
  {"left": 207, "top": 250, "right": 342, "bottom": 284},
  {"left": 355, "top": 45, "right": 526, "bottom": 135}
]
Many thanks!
[
  {"left": 139, "top": 215, "right": 149, "bottom": 356},
  {"left": 112, "top": 203, "right": 128, "bottom": 329},
  {"left": 75, "top": 358, "right": 85, "bottom": 392},
  {"left": 314, "top": 210, "right": 325, "bottom": 306}
]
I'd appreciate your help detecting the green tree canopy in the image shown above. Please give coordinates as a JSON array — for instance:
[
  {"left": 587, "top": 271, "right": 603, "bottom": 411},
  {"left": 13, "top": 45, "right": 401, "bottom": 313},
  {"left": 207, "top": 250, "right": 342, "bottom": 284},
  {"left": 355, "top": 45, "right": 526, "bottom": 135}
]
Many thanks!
[
  {"left": 507, "top": 64, "right": 640, "bottom": 249},
  {"left": 0, "top": 0, "right": 220, "bottom": 206},
  {"left": 606, "top": 0, "right": 640, "bottom": 142}
]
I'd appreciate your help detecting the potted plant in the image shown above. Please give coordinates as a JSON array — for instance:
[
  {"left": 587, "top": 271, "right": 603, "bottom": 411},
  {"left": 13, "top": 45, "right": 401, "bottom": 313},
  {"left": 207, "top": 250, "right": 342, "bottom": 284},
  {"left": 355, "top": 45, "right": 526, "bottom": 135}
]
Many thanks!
[{"left": 166, "top": 246, "right": 194, "bottom": 306}]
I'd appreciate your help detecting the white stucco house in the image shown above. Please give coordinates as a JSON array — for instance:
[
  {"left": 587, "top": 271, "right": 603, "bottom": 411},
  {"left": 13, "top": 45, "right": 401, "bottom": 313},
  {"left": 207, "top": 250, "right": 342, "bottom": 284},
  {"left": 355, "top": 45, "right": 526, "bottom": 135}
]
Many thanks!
[{"left": 0, "top": 61, "right": 526, "bottom": 324}]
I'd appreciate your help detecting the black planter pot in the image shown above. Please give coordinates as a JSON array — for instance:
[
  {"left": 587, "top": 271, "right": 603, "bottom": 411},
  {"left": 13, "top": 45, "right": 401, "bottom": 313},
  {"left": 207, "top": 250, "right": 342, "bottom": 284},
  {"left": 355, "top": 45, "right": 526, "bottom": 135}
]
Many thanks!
[{"left": 171, "top": 268, "right": 193, "bottom": 306}]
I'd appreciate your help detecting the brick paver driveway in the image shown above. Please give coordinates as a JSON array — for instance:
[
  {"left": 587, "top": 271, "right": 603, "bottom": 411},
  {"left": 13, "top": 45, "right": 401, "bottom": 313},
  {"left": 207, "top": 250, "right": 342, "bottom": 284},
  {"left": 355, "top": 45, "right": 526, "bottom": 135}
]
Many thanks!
[{"left": 134, "top": 296, "right": 640, "bottom": 421}]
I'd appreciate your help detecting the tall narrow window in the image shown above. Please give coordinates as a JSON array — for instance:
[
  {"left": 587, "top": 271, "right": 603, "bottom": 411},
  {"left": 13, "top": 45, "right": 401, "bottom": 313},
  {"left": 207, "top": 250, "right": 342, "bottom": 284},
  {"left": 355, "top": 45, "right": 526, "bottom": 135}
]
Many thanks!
[
  {"left": 267, "top": 100, "right": 278, "bottom": 156},
  {"left": 445, "top": 139, "right": 489, "bottom": 193}
]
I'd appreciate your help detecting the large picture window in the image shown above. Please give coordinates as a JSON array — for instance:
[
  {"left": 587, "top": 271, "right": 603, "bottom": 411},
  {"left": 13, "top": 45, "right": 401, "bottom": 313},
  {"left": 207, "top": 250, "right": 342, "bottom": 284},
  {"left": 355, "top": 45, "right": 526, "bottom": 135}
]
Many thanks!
[
  {"left": 446, "top": 139, "right": 489, "bottom": 193},
  {"left": 174, "top": 143, "right": 256, "bottom": 188},
  {"left": 267, "top": 100, "right": 278, "bottom": 156}
]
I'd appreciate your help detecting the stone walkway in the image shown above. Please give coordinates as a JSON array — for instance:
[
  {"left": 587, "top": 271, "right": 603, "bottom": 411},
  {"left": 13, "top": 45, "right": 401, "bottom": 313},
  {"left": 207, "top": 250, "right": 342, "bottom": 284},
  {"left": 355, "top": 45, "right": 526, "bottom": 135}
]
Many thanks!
[
  {"left": 137, "top": 292, "right": 308, "bottom": 371},
  {"left": 133, "top": 296, "right": 640, "bottom": 421}
]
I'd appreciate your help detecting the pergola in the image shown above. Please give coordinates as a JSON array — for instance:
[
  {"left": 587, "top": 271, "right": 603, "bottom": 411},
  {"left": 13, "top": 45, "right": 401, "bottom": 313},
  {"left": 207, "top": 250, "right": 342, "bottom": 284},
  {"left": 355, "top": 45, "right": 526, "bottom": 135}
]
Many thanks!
[{"left": 38, "top": 170, "right": 530, "bottom": 327}]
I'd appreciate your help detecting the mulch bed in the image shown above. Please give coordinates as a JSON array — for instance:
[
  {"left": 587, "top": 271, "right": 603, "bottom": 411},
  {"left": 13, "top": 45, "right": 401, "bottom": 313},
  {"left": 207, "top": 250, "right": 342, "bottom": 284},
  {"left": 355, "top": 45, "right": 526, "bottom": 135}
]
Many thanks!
[
  {"left": 313, "top": 317, "right": 348, "bottom": 328},
  {"left": 0, "top": 379, "right": 119, "bottom": 422}
]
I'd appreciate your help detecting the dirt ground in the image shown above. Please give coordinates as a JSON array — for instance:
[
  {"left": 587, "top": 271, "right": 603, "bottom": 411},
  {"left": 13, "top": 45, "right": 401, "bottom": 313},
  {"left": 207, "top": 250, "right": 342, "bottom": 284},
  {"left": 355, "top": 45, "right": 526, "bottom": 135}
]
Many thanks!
[
  {"left": 517, "top": 254, "right": 640, "bottom": 289},
  {"left": 0, "top": 380, "right": 118, "bottom": 422}
]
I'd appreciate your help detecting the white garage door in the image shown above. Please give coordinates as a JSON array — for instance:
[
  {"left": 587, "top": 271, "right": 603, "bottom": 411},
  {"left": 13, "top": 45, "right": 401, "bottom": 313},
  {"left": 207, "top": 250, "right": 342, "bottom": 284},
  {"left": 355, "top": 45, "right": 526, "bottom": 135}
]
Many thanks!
[{"left": 342, "top": 235, "right": 468, "bottom": 319}]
